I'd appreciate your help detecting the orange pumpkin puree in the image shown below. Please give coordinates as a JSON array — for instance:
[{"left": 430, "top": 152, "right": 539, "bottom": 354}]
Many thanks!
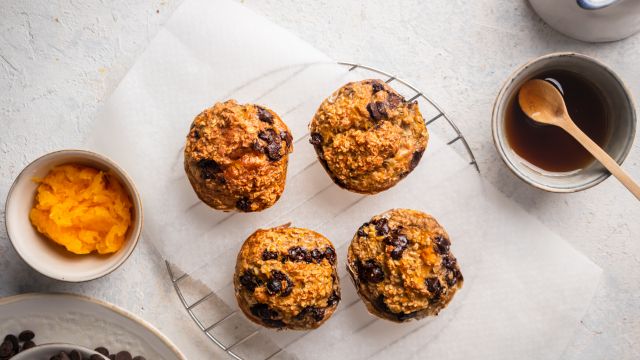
[{"left": 29, "top": 164, "right": 132, "bottom": 255}]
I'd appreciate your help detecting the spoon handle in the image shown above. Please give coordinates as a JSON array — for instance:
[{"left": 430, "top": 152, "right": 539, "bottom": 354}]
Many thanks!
[{"left": 562, "top": 117, "right": 640, "bottom": 201}]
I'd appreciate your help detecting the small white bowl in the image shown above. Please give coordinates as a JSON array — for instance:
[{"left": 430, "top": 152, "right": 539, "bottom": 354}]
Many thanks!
[
  {"left": 12, "top": 343, "right": 109, "bottom": 360},
  {"left": 5, "top": 149, "right": 143, "bottom": 282},
  {"left": 492, "top": 52, "right": 636, "bottom": 192}
]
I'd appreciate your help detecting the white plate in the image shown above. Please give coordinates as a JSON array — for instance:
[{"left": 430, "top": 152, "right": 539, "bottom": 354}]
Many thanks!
[{"left": 0, "top": 293, "right": 185, "bottom": 360}]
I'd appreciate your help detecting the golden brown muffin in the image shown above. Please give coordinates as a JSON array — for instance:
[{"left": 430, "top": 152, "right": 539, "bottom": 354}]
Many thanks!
[
  {"left": 347, "top": 209, "right": 463, "bottom": 322},
  {"left": 309, "top": 79, "right": 428, "bottom": 194},
  {"left": 234, "top": 225, "right": 340, "bottom": 330},
  {"left": 184, "top": 100, "right": 293, "bottom": 212}
]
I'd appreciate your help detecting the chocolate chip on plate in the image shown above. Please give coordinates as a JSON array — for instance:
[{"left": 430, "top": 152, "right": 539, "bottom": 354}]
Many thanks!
[
  {"left": 115, "top": 351, "right": 133, "bottom": 360},
  {"left": 94, "top": 347, "right": 110, "bottom": 356},
  {"left": 18, "top": 330, "right": 34, "bottom": 343}
]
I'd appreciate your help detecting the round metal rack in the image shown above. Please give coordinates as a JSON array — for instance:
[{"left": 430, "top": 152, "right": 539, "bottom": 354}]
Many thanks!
[{"left": 166, "top": 62, "right": 479, "bottom": 360}]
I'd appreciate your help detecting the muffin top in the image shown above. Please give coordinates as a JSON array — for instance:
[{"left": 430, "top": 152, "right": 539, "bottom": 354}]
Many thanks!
[
  {"left": 347, "top": 209, "right": 463, "bottom": 322},
  {"left": 309, "top": 79, "right": 428, "bottom": 194},
  {"left": 184, "top": 100, "right": 293, "bottom": 212},
  {"left": 234, "top": 225, "right": 340, "bottom": 330}
]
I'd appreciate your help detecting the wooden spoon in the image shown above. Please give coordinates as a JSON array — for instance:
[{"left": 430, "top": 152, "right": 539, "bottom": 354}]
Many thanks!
[{"left": 518, "top": 79, "right": 640, "bottom": 200}]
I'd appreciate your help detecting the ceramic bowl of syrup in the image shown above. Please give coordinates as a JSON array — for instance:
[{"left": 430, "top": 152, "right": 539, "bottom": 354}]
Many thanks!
[{"left": 492, "top": 52, "right": 636, "bottom": 192}]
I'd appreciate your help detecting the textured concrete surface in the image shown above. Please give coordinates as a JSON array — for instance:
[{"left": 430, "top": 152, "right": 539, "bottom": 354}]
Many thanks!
[{"left": 1, "top": 0, "right": 638, "bottom": 359}]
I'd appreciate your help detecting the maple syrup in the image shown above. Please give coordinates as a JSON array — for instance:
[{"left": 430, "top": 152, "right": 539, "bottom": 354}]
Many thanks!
[{"left": 505, "top": 70, "right": 609, "bottom": 172}]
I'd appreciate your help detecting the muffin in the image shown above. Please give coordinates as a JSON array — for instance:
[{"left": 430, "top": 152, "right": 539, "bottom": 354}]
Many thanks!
[
  {"left": 347, "top": 209, "right": 463, "bottom": 322},
  {"left": 234, "top": 225, "right": 341, "bottom": 330},
  {"left": 184, "top": 100, "right": 293, "bottom": 212},
  {"left": 309, "top": 79, "right": 428, "bottom": 194}
]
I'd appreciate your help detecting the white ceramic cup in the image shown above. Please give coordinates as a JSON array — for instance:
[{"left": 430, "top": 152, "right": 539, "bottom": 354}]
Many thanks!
[
  {"left": 12, "top": 343, "right": 109, "bottom": 360},
  {"left": 4, "top": 150, "right": 143, "bottom": 282},
  {"left": 492, "top": 52, "right": 636, "bottom": 192}
]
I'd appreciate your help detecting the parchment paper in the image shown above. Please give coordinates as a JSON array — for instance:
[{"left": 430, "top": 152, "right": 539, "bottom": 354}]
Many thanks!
[{"left": 89, "top": 0, "right": 602, "bottom": 358}]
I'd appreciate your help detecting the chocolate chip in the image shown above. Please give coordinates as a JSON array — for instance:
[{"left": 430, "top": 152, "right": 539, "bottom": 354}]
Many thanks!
[
  {"left": 358, "top": 259, "right": 385, "bottom": 283},
  {"left": 324, "top": 246, "right": 336, "bottom": 265},
  {"left": 95, "top": 347, "right": 109, "bottom": 356},
  {"left": 115, "top": 351, "right": 133, "bottom": 360},
  {"left": 372, "top": 218, "right": 389, "bottom": 236},
  {"left": 193, "top": 130, "right": 200, "bottom": 140},
  {"left": 386, "top": 228, "right": 409, "bottom": 260},
  {"left": 236, "top": 197, "right": 252, "bottom": 212},
  {"left": 373, "top": 295, "right": 391, "bottom": 313},
  {"left": 288, "top": 246, "right": 308, "bottom": 262},
  {"left": 258, "top": 128, "right": 276, "bottom": 142},
  {"left": 250, "top": 303, "right": 279, "bottom": 321},
  {"left": 296, "top": 306, "right": 325, "bottom": 322},
  {"left": 425, "top": 277, "right": 442, "bottom": 299},
  {"left": 252, "top": 139, "right": 264, "bottom": 152},
  {"left": 441, "top": 254, "right": 457, "bottom": 271},
  {"left": 0, "top": 341, "right": 13, "bottom": 357},
  {"left": 366, "top": 101, "right": 388, "bottom": 121},
  {"left": 309, "top": 132, "right": 323, "bottom": 146},
  {"left": 262, "top": 249, "right": 279, "bottom": 261},
  {"left": 267, "top": 278, "right": 282, "bottom": 295},
  {"left": 265, "top": 141, "right": 283, "bottom": 161},
  {"left": 18, "top": 330, "right": 34, "bottom": 342},
  {"left": 197, "top": 159, "right": 221, "bottom": 180},
  {"left": 22, "top": 340, "right": 35, "bottom": 351},
  {"left": 258, "top": 128, "right": 283, "bottom": 161},
  {"left": 371, "top": 81, "right": 385, "bottom": 94},
  {"left": 387, "top": 92, "right": 405, "bottom": 108},
  {"left": 410, "top": 150, "right": 424, "bottom": 171},
  {"left": 357, "top": 222, "right": 370, "bottom": 237},
  {"left": 396, "top": 311, "right": 418, "bottom": 321},
  {"left": 433, "top": 235, "right": 450, "bottom": 254},
  {"left": 327, "top": 290, "right": 341, "bottom": 306},
  {"left": 239, "top": 270, "right": 261, "bottom": 292},
  {"left": 280, "top": 131, "right": 292, "bottom": 149},
  {"left": 69, "top": 350, "right": 81, "bottom": 360},
  {"left": 446, "top": 267, "right": 463, "bottom": 287},
  {"left": 4, "top": 335, "right": 18, "bottom": 352},
  {"left": 256, "top": 106, "right": 274, "bottom": 124},
  {"left": 310, "top": 249, "right": 323, "bottom": 263}
]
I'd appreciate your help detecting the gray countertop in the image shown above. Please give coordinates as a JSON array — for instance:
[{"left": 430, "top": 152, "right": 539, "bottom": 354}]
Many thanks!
[{"left": 1, "top": 1, "right": 638, "bottom": 359}]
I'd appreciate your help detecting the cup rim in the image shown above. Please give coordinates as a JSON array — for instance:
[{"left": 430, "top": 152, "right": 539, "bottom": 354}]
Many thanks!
[
  {"left": 491, "top": 51, "right": 637, "bottom": 193},
  {"left": 4, "top": 149, "right": 144, "bottom": 282}
]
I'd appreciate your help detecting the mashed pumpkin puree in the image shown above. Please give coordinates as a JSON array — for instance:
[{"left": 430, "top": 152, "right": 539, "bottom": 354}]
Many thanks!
[{"left": 29, "top": 164, "right": 132, "bottom": 255}]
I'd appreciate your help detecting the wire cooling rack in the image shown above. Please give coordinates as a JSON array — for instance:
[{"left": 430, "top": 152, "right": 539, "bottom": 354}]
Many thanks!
[{"left": 165, "top": 62, "right": 480, "bottom": 360}]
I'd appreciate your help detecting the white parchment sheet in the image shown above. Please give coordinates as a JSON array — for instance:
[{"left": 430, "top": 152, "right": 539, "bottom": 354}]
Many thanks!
[{"left": 89, "top": 0, "right": 602, "bottom": 359}]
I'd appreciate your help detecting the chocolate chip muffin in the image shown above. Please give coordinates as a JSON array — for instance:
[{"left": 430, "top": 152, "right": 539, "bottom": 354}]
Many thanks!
[
  {"left": 234, "top": 225, "right": 341, "bottom": 330},
  {"left": 347, "top": 209, "right": 463, "bottom": 322},
  {"left": 309, "top": 79, "right": 428, "bottom": 194},
  {"left": 184, "top": 100, "right": 293, "bottom": 212}
]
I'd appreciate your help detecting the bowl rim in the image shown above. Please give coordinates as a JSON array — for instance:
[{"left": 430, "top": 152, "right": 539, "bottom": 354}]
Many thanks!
[
  {"left": 491, "top": 51, "right": 637, "bottom": 193},
  {"left": 4, "top": 149, "right": 144, "bottom": 282},
  {"left": 11, "top": 342, "right": 109, "bottom": 359}
]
